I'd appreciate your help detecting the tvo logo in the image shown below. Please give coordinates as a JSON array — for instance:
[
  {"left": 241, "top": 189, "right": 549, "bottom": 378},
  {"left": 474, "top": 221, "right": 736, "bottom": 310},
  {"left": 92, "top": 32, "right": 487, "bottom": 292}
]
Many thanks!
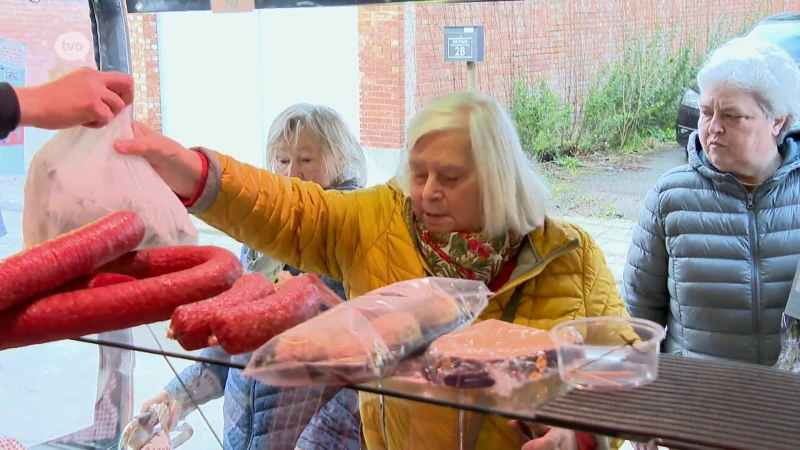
[{"left": 55, "top": 31, "right": 91, "bottom": 62}]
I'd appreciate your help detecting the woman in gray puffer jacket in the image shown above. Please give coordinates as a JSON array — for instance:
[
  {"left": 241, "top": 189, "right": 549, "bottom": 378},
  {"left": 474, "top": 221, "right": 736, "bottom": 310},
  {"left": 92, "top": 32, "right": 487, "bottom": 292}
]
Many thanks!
[{"left": 623, "top": 37, "right": 800, "bottom": 365}]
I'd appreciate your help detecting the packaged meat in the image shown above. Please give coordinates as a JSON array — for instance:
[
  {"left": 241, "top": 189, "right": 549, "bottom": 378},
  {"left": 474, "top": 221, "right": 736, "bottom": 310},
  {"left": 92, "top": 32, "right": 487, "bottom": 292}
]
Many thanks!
[
  {"left": 22, "top": 106, "right": 198, "bottom": 251},
  {"left": 422, "top": 319, "right": 566, "bottom": 390},
  {"left": 209, "top": 274, "right": 341, "bottom": 355},
  {"left": 244, "top": 277, "right": 491, "bottom": 386}
]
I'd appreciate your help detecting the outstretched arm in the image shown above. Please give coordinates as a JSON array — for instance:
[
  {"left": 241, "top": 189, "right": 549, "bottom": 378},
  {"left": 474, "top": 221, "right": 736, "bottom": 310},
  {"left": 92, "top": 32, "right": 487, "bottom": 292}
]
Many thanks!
[{"left": 114, "top": 124, "right": 399, "bottom": 282}]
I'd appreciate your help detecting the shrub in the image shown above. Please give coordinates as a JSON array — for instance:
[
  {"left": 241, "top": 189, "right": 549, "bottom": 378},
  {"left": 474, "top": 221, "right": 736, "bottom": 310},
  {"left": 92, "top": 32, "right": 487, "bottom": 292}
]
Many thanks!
[{"left": 511, "top": 28, "right": 703, "bottom": 160}]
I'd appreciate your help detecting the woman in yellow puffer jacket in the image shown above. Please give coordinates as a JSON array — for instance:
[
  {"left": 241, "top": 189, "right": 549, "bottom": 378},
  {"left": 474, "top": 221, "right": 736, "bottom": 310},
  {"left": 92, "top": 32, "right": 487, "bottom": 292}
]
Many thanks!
[{"left": 114, "top": 91, "right": 628, "bottom": 450}]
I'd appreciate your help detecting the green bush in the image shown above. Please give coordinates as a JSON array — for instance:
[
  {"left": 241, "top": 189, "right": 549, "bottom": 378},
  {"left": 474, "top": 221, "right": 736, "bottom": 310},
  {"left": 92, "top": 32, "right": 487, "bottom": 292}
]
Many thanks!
[
  {"left": 511, "top": 28, "right": 700, "bottom": 160},
  {"left": 510, "top": 77, "right": 573, "bottom": 161}
]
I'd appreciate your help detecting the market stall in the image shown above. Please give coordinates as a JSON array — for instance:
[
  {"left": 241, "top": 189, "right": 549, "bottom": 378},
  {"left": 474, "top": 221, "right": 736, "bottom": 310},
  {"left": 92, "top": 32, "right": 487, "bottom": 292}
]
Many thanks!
[{"left": 2, "top": 1, "right": 800, "bottom": 449}]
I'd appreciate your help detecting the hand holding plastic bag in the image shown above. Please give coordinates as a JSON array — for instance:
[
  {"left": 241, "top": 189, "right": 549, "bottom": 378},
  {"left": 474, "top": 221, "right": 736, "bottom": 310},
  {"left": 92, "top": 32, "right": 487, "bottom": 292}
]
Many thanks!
[
  {"left": 22, "top": 107, "right": 197, "bottom": 249},
  {"left": 244, "top": 277, "right": 492, "bottom": 386}
]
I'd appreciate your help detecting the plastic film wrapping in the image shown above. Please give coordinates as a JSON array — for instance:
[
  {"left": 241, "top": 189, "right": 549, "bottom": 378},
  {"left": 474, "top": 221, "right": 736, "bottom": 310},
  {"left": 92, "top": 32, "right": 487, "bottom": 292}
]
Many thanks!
[{"left": 244, "top": 277, "right": 491, "bottom": 386}]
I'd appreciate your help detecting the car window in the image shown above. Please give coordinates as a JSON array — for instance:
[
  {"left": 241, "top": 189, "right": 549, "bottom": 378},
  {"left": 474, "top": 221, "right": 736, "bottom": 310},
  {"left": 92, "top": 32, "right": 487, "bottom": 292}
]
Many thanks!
[{"left": 745, "top": 21, "right": 800, "bottom": 61}]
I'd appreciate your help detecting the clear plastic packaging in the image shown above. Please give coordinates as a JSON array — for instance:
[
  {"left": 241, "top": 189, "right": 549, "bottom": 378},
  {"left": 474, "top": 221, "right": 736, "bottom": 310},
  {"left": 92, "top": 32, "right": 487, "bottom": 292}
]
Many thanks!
[
  {"left": 422, "top": 319, "right": 563, "bottom": 391},
  {"left": 775, "top": 313, "right": 800, "bottom": 373},
  {"left": 551, "top": 317, "right": 665, "bottom": 390},
  {"left": 243, "top": 277, "right": 492, "bottom": 386},
  {"left": 22, "top": 107, "right": 198, "bottom": 250}
]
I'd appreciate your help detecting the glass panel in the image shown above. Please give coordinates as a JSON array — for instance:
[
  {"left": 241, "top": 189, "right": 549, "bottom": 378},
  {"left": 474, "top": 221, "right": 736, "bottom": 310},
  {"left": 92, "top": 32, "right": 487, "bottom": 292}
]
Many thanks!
[
  {"left": 10, "top": 1, "right": 792, "bottom": 449},
  {"left": 0, "top": 339, "right": 223, "bottom": 447},
  {"left": 76, "top": 324, "right": 569, "bottom": 423}
]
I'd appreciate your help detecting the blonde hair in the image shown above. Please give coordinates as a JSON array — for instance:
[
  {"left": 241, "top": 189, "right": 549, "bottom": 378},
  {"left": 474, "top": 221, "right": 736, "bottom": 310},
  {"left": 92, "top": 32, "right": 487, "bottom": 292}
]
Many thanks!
[
  {"left": 265, "top": 103, "right": 367, "bottom": 186},
  {"left": 396, "top": 91, "right": 549, "bottom": 238}
]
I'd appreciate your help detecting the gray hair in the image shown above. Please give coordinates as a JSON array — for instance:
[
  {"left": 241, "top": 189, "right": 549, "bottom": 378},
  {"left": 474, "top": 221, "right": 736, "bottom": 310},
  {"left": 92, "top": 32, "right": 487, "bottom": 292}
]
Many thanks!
[
  {"left": 265, "top": 103, "right": 367, "bottom": 187},
  {"left": 395, "top": 91, "right": 548, "bottom": 239},
  {"left": 697, "top": 37, "right": 800, "bottom": 144}
]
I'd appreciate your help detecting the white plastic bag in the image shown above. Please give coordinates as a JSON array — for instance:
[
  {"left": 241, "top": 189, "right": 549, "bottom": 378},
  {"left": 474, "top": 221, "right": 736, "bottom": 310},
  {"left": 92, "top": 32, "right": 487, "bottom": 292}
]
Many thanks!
[{"left": 22, "top": 107, "right": 198, "bottom": 249}]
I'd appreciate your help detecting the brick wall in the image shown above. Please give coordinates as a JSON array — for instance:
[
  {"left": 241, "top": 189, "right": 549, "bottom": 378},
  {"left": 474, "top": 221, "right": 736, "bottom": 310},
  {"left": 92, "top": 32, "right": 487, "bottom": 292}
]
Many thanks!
[
  {"left": 2, "top": 0, "right": 796, "bottom": 152},
  {"left": 359, "top": 6, "right": 406, "bottom": 150},
  {"left": 128, "top": 13, "right": 162, "bottom": 132},
  {"left": 0, "top": 0, "right": 161, "bottom": 131},
  {"left": 358, "top": 0, "right": 799, "bottom": 150}
]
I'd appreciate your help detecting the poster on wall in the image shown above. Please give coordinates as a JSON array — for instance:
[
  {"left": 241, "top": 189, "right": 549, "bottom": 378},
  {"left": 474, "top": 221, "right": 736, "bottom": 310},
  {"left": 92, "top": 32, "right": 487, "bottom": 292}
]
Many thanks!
[{"left": 0, "top": 38, "right": 27, "bottom": 176}]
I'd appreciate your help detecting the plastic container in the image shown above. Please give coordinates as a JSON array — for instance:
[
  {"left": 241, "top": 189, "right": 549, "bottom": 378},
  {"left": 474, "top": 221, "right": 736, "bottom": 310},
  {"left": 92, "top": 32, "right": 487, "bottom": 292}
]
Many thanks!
[{"left": 550, "top": 317, "right": 666, "bottom": 390}]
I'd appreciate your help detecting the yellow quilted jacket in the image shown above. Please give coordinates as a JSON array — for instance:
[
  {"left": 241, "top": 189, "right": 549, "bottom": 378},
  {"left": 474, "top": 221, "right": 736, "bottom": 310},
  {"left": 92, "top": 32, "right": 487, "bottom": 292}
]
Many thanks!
[{"left": 196, "top": 153, "right": 628, "bottom": 450}]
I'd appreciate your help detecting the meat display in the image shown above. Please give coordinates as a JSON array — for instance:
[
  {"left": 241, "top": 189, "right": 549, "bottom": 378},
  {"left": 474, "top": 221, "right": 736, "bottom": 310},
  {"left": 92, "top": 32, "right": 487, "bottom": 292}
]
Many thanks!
[
  {"left": 0, "top": 245, "right": 243, "bottom": 351},
  {"left": 243, "top": 277, "right": 492, "bottom": 387},
  {"left": 423, "top": 319, "right": 564, "bottom": 389},
  {"left": 168, "top": 272, "right": 276, "bottom": 351},
  {"left": 0, "top": 211, "right": 145, "bottom": 313},
  {"left": 209, "top": 274, "right": 323, "bottom": 355}
]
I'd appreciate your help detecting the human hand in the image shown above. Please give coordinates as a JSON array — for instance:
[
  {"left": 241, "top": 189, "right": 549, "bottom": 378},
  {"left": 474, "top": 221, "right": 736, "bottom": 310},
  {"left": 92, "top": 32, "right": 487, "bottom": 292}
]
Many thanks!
[
  {"left": 16, "top": 67, "right": 133, "bottom": 130},
  {"left": 114, "top": 121, "right": 204, "bottom": 198},
  {"left": 510, "top": 420, "right": 579, "bottom": 450},
  {"left": 141, "top": 390, "right": 184, "bottom": 432}
]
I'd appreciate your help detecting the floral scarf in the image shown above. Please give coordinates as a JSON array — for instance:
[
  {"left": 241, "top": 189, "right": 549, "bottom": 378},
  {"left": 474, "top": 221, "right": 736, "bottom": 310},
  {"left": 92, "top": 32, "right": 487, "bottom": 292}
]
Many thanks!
[{"left": 410, "top": 208, "right": 522, "bottom": 285}]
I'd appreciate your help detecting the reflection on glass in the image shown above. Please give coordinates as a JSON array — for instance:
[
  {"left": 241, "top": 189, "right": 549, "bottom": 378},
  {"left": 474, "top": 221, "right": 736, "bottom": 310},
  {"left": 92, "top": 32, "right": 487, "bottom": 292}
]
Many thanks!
[{"left": 77, "top": 324, "right": 570, "bottom": 423}]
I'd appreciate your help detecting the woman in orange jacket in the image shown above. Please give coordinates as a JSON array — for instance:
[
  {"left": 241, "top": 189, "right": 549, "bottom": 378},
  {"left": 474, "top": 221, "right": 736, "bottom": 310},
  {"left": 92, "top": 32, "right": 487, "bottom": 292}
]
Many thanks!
[{"left": 114, "top": 91, "right": 628, "bottom": 450}]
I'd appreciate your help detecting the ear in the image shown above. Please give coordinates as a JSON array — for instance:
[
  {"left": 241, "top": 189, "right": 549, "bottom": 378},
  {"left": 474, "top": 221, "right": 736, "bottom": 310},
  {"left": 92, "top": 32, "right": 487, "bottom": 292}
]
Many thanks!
[{"left": 772, "top": 117, "right": 787, "bottom": 137}]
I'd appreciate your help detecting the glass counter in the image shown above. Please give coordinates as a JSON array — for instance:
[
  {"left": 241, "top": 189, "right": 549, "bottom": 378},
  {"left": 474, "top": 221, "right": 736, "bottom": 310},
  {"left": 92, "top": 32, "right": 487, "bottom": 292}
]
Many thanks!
[
  {"left": 0, "top": 339, "right": 226, "bottom": 449},
  {"left": 76, "top": 322, "right": 571, "bottom": 424}
]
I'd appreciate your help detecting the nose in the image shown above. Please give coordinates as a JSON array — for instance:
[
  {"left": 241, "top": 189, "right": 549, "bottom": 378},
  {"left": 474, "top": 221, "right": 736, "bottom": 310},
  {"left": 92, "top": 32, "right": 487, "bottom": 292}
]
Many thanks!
[
  {"left": 422, "top": 177, "right": 442, "bottom": 201},
  {"left": 708, "top": 112, "right": 724, "bottom": 135},
  {"left": 288, "top": 163, "right": 303, "bottom": 179}
]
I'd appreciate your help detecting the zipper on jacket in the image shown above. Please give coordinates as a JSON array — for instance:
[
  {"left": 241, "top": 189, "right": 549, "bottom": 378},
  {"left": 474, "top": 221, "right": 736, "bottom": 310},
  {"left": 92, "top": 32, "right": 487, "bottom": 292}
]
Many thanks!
[
  {"left": 745, "top": 190, "right": 761, "bottom": 362},
  {"left": 244, "top": 377, "right": 257, "bottom": 450}
]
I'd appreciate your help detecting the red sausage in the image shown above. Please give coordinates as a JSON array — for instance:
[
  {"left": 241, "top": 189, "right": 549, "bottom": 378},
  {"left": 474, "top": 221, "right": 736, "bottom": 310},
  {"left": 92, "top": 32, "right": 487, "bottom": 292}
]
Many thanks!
[
  {"left": 0, "top": 211, "right": 145, "bottom": 312},
  {"left": 55, "top": 273, "right": 138, "bottom": 294},
  {"left": 0, "top": 246, "right": 243, "bottom": 351},
  {"left": 85, "top": 273, "right": 137, "bottom": 289},
  {"left": 209, "top": 274, "right": 322, "bottom": 355},
  {"left": 168, "top": 272, "right": 276, "bottom": 351}
]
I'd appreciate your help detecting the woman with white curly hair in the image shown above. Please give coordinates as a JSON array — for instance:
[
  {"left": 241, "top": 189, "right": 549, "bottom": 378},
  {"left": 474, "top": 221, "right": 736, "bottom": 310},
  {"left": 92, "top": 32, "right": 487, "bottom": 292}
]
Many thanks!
[{"left": 624, "top": 37, "right": 800, "bottom": 365}]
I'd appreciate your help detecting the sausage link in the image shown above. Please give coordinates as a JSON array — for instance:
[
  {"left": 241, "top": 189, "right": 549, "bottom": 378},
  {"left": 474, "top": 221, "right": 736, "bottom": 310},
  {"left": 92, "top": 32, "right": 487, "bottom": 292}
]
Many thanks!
[
  {"left": 168, "top": 272, "right": 276, "bottom": 351},
  {"left": 0, "top": 246, "right": 243, "bottom": 351},
  {"left": 52, "top": 272, "right": 138, "bottom": 295},
  {"left": 0, "top": 211, "right": 145, "bottom": 312},
  {"left": 210, "top": 274, "right": 321, "bottom": 355}
]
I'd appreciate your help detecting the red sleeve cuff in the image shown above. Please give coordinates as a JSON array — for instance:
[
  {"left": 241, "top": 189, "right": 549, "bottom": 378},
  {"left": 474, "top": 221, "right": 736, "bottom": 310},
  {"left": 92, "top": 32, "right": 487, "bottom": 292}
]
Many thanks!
[
  {"left": 177, "top": 150, "right": 209, "bottom": 208},
  {"left": 575, "top": 431, "right": 597, "bottom": 450}
]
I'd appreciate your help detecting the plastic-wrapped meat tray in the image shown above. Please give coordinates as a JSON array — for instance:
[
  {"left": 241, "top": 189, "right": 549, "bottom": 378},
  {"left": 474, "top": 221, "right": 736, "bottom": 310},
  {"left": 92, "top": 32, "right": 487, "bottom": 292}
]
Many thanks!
[{"left": 422, "top": 319, "right": 572, "bottom": 389}]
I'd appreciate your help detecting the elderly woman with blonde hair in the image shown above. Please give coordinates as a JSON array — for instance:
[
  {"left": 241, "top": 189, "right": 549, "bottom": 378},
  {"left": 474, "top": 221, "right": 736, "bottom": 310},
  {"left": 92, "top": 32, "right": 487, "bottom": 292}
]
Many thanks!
[
  {"left": 624, "top": 37, "right": 800, "bottom": 365},
  {"left": 140, "top": 103, "right": 367, "bottom": 450},
  {"left": 116, "top": 91, "right": 627, "bottom": 450}
]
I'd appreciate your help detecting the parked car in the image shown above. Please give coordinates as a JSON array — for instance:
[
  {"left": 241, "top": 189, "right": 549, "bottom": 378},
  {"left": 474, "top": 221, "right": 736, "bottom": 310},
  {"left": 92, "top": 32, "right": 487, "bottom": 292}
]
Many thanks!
[{"left": 675, "top": 12, "right": 800, "bottom": 150}]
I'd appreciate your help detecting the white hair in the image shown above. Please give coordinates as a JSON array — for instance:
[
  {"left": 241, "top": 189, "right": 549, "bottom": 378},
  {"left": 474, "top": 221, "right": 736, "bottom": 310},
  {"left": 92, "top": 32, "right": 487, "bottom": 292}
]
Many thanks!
[
  {"left": 697, "top": 37, "right": 800, "bottom": 143},
  {"left": 265, "top": 103, "right": 367, "bottom": 187},
  {"left": 395, "top": 91, "right": 549, "bottom": 239}
]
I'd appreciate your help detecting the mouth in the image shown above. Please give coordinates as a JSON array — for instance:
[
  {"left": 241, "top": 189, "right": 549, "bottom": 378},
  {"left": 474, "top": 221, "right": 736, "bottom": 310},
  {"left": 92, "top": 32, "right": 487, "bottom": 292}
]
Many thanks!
[{"left": 424, "top": 212, "right": 447, "bottom": 221}]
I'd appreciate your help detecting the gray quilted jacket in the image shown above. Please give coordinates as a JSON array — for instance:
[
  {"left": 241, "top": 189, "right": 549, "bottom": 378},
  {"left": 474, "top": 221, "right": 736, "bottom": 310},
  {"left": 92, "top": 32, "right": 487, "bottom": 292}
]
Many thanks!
[{"left": 623, "top": 129, "right": 800, "bottom": 365}]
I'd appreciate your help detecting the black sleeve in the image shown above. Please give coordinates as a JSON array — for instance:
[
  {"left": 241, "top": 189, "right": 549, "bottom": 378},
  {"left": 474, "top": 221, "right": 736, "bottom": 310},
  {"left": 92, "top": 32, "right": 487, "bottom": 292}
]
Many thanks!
[{"left": 0, "top": 82, "right": 21, "bottom": 140}]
